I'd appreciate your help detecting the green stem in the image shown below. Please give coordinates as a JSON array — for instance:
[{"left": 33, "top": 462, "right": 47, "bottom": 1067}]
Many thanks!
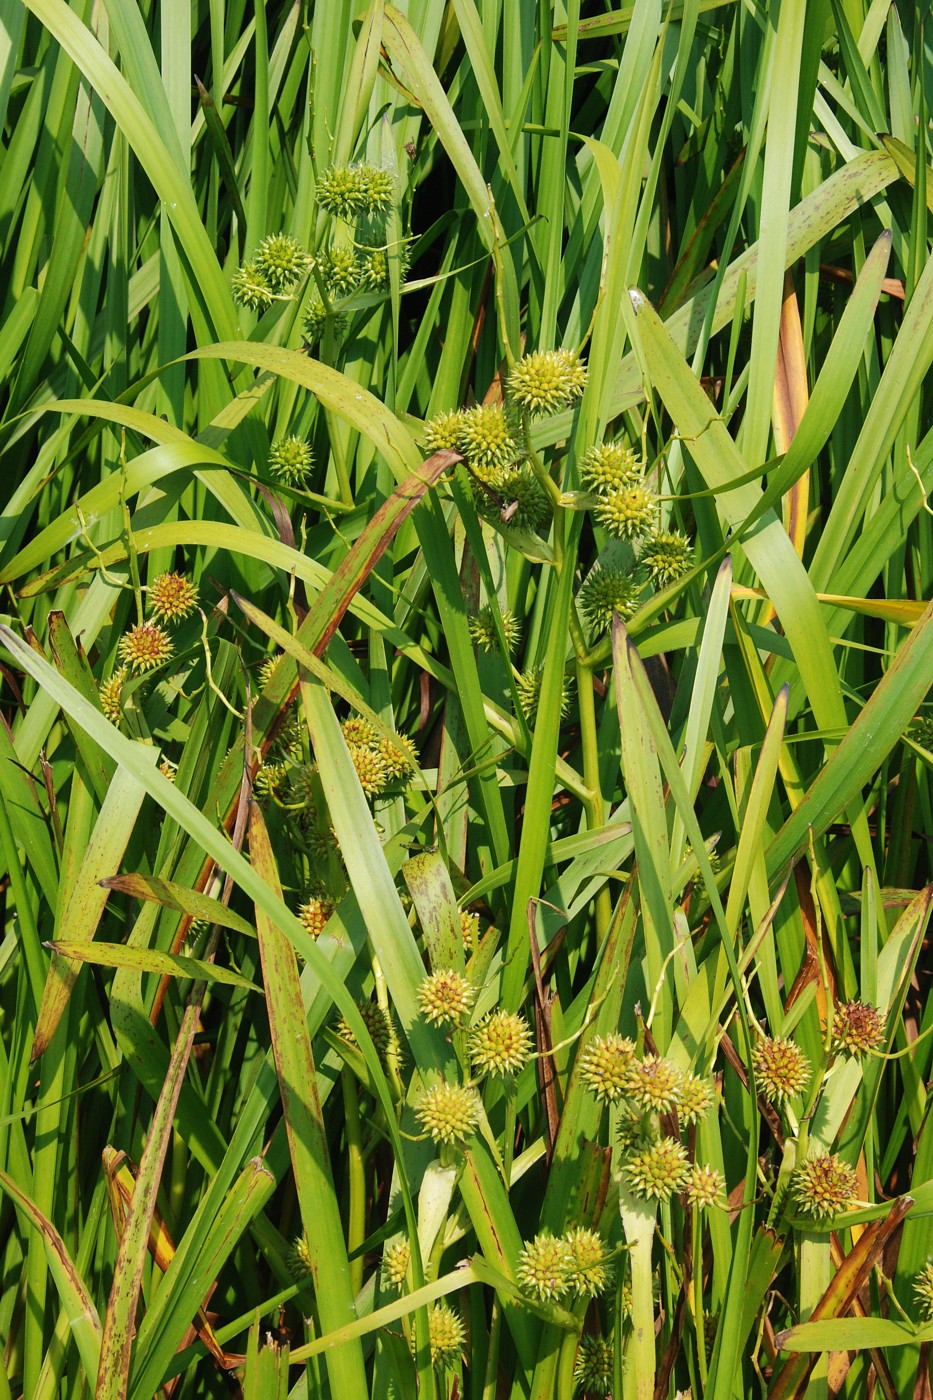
[
  {"left": 692, "top": 1205, "right": 707, "bottom": 1389},
  {"left": 341, "top": 1068, "right": 365, "bottom": 1296},
  {"left": 575, "top": 649, "right": 611, "bottom": 941}
]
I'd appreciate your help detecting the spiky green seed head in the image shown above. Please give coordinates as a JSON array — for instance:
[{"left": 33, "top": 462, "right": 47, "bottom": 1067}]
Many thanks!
[
  {"left": 99, "top": 667, "right": 127, "bottom": 724},
  {"left": 417, "top": 1302, "right": 464, "bottom": 1369},
  {"left": 460, "top": 909, "right": 481, "bottom": 951},
  {"left": 316, "top": 164, "right": 366, "bottom": 218},
  {"left": 288, "top": 762, "right": 317, "bottom": 808},
  {"left": 340, "top": 716, "right": 380, "bottom": 749},
  {"left": 640, "top": 530, "right": 692, "bottom": 587},
  {"left": 337, "top": 999, "right": 394, "bottom": 1059},
  {"left": 578, "top": 1034, "right": 637, "bottom": 1102},
  {"left": 302, "top": 299, "right": 348, "bottom": 348},
  {"left": 578, "top": 566, "right": 640, "bottom": 636},
  {"left": 457, "top": 405, "right": 518, "bottom": 475},
  {"left": 468, "top": 605, "right": 521, "bottom": 653},
  {"left": 516, "top": 1232, "right": 573, "bottom": 1301},
  {"left": 298, "top": 896, "right": 335, "bottom": 940},
  {"left": 118, "top": 622, "right": 173, "bottom": 673},
  {"left": 252, "top": 758, "right": 287, "bottom": 800},
  {"left": 475, "top": 463, "right": 550, "bottom": 532},
  {"left": 469, "top": 1010, "right": 533, "bottom": 1077},
  {"left": 580, "top": 441, "right": 641, "bottom": 494},
  {"left": 417, "top": 970, "right": 475, "bottom": 1026},
  {"left": 232, "top": 260, "right": 273, "bottom": 312},
  {"left": 595, "top": 483, "right": 657, "bottom": 540},
  {"left": 508, "top": 348, "right": 587, "bottom": 417},
  {"left": 253, "top": 233, "right": 309, "bottom": 291},
  {"left": 422, "top": 410, "right": 464, "bottom": 453},
  {"left": 625, "top": 1055, "right": 684, "bottom": 1114},
  {"left": 357, "top": 164, "right": 396, "bottom": 213},
  {"left": 831, "top": 1001, "right": 885, "bottom": 1057},
  {"left": 148, "top": 571, "right": 198, "bottom": 623},
  {"left": 676, "top": 1071, "right": 714, "bottom": 1125},
  {"left": 378, "top": 733, "right": 418, "bottom": 780},
  {"left": 686, "top": 1164, "right": 725, "bottom": 1208},
  {"left": 415, "top": 1081, "right": 481, "bottom": 1146},
  {"left": 269, "top": 435, "right": 313, "bottom": 487},
  {"left": 751, "top": 1036, "right": 810, "bottom": 1103},
  {"left": 515, "top": 662, "right": 572, "bottom": 725},
  {"left": 288, "top": 1235, "right": 314, "bottom": 1279},
  {"left": 348, "top": 743, "right": 390, "bottom": 795},
  {"left": 319, "top": 245, "right": 360, "bottom": 298},
  {"left": 792, "top": 1151, "right": 857, "bottom": 1219},
  {"left": 573, "top": 1334, "right": 613, "bottom": 1393},
  {"left": 914, "top": 1262, "right": 933, "bottom": 1320},
  {"left": 564, "top": 1227, "right": 610, "bottom": 1297},
  {"left": 357, "top": 247, "right": 390, "bottom": 290},
  {"left": 382, "top": 1239, "right": 411, "bottom": 1289},
  {"left": 624, "top": 1136, "right": 691, "bottom": 1202}
]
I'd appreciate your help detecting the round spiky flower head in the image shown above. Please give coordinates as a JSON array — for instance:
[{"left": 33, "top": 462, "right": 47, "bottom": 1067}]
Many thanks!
[
  {"left": 149, "top": 571, "right": 198, "bottom": 623},
  {"left": 337, "top": 999, "right": 394, "bottom": 1060},
  {"left": 356, "top": 246, "right": 389, "bottom": 290},
  {"left": 288, "top": 762, "right": 317, "bottom": 809},
  {"left": 357, "top": 163, "right": 396, "bottom": 214},
  {"left": 302, "top": 298, "right": 348, "bottom": 348},
  {"left": 578, "top": 565, "right": 640, "bottom": 637},
  {"left": 676, "top": 1071, "right": 715, "bottom": 1125},
  {"left": 751, "top": 1036, "right": 810, "bottom": 1103},
  {"left": 515, "top": 662, "right": 572, "bottom": 725},
  {"left": 516, "top": 1232, "right": 573, "bottom": 1301},
  {"left": 320, "top": 245, "right": 360, "bottom": 298},
  {"left": 253, "top": 757, "right": 287, "bottom": 801},
  {"left": 253, "top": 232, "right": 309, "bottom": 292},
  {"left": 382, "top": 1239, "right": 411, "bottom": 1290},
  {"left": 469, "top": 605, "right": 521, "bottom": 654},
  {"left": 420, "top": 1302, "right": 464, "bottom": 1369},
  {"left": 640, "top": 530, "right": 692, "bottom": 588},
  {"left": 476, "top": 464, "right": 550, "bottom": 534},
  {"left": 99, "top": 666, "right": 127, "bottom": 724},
  {"left": 118, "top": 621, "right": 173, "bottom": 673},
  {"left": 624, "top": 1136, "right": 691, "bottom": 1202},
  {"left": 415, "top": 1081, "right": 481, "bottom": 1146},
  {"left": 626, "top": 1055, "right": 684, "bottom": 1114},
  {"left": 911, "top": 713, "right": 933, "bottom": 751},
  {"left": 340, "top": 716, "right": 379, "bottom": 749},
  {"left": 316, "top": 163, "right": 366, "bottom": 219},
  {"left": 596, "top": 483, "right": 657, "bottom": 540},
  {"left": 470, "top": 1010, "right": 533, "bottom": 1077},
  {"left": 298, "top": 895, "right": 335, "bottom": 940},
  {"left": 574, "top": 1333, "right": 613, "bottom": 1394},
  {"left": 269, "top": 435, "right": 313, "bottom": 487},
  {"left": 913, "top": 1262, "right": 933, "bottom": 1320},
  {"left": 579, "top": 1034, "right": 637, "bottom": 1102},
  {"left": 564, "top": 1227, "right": 610, "bottom": 1297},
  {"left": 288, "top": 1234, "right": 313, "bottom": 1280},
  {"left": 831, "top": 1001, "right": 885, "bottom": 1057},
  {"left": 422, "top": 409, "right": 464, "bottom": 454},
  {"left": 686, "top": 1164, "right": 725, "bottom": 1208},
  {"left": 417, "top": 970, "right": 475, "bottom": 1026},
  {"left": 508, "top": 348, "right": 587, "bottom": 417},
  {"left": 580, "top": 441, "right": 641, "bottom": 495},
  {"left": 792, "top": 1151, "right": 857, "bottom": 1219},
  {"left": 460, "top": 909, "right": 481, "bottom": 951},
  {"left": 457, "top": 404, "right": 518, "bottom": 476},
  {"left": 232, "top": 260, "right": 273, "bottom": 312},
  {"left": 348, "top": 744, "right": 390, "bottom": 795}
]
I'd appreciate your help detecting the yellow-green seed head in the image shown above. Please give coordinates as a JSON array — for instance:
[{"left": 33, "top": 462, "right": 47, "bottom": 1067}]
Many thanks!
[
  {"left": 475, "top": 463, "right": 550, "bottom": 532},
  {"left": 751, "top": 1036, "right": 810, "bottom": 1103},
  {"left": 457, "top": 405, "right": 518, "bottom": 474},
  {"left": 469, "top": 605, "right": 521, "bottom": 654},
  {"left": 792, "top": 1151, "right": 857, "bottom": 1219},
  {"left": 118, "top": 622, "right": 173, "bottom": 673},
  {"left": 417, "top": 970, "right": 475, "bottom": 1026},
  {"left": 508, "top": 348, "right": 587, "bottom": 417},
  {"left": 303, "top": 298, "right": 348, "bottom": 347},
  {"left": 595, "top": 483, "right": 657, "bottom": 540},
  {"left": 578, "top": 565, "right": 640, "bottom": 636},
  {"left": 253, "top": 233, "right": 310, "bottom": 292},
  {"left": 623, "top": 1136, "right": 691, "bottom": 1202},
  {"left": 469, "top": 1010, "right": 533, "bottom": 1077},
  {"left": 422, "top": 410, "right": 465, "bottom": 454},
  {"left": 232, "top": 260, "right": 273, "bottom": 312},
  {"left": 298, "top": 896, "right": 335, "bottom": 940},
  {"left": 341, "top": 716, "right": 380, "bottom": 749},
  {"left": 460, "top": 909, "right": 481, "bottom": 951},
  {"left": 149, "top": 571, "right": 198, "bottom": 623},
  {"left": 675, "top": 1071, "right": 714, "bottom": 1125},
  {"left": 316, "top": 164, "right": 366, "bottom": 218},
  {"left": 830, "top": 1001, "right": 885, "bottom": 1056},
  {"left": 348, "top": 743, "right": 390, "bottom": 795},
  {"left": 578, "top": 1034, "right": 636, "bottom": 1102},
  {"left": 269, "top": 435, "right": 313, "bottom": 487},
  {"left": 382, "top": 1239, "right": 411, "bottom": 1289},
  {"left": 626, "top": 1055, "right": 684, "bottom": 1114},
  {"left": 573, "top": 1334, "right": 613, "bottom": 1393},
  {"left": 516, "top": 1232, "right": 573, "bottom": 1301},
  {"left": 320, "top": 245, "right": 360, "bottom": 297},
  {"left": 415, "top": 1081, "right": 481, "bottom": 1146},
  {"left": 378, "top": 733, "right": 418, "bottom": 780},
  {"left": 564, "top": 1226, "right": 610, "bottom": 1297},
  {"left": 580, "top": 441, "right": 641, "bottom": 494},
  {"left": 418, "top": 1302, "right": 464, "bottom": 1369},
  {"left": 515, "top": 662, "right": 572, "bottom": 725},
  {"left": 337, "top": 999, "right": 394, "bottom": 1059},
  {"left": 914, "top": 1262, "right": 933, "bottom": 1320},
  {"left": 640, "top": 530, "right": 692, "bottom": 587},
  {"left": 99, "top": 666, "right": 127, "bottom": 724},
  {"left": 686, "top": 1164, "right": 725, "bottom": 1208}
]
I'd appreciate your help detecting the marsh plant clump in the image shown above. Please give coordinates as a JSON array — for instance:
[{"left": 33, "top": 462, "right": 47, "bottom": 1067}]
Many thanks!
[{"left": 1, "top": 3, "right": 930, "bottom": 1398}]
